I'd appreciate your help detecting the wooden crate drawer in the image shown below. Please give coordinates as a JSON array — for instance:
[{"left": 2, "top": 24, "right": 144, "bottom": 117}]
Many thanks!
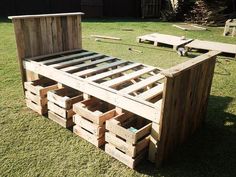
[
  {"left": 105, "top": 132, "right": 150, "bottom": 158},
  {"left": 106, "top": 113, "right": 152, "bottom": 144},
  {"left": 105, "top": 143, "right": 147, "bottom": 169},
  {"left": 47, "top": 87, "right": 83, "bottom": 109},
  {"left": 73, "top": 125, "right": 105, "bottom": 147},
  {"left": 48, "top": 102, "right": 75, "bottom": 119},
  {"left": 25, "top": 91, "right": 47, "bottom": 106},
  {"left": 24, "top": 78, "right": 58, "bottom": 97},
  {"left": 73, "top": 115, "right": 105, "bottom": 137},
  {"left": 48, "top": 111, "right": 74, "bottom": 128},
  {"left": 47, "top": 87, "right": 83, "bottom": 128},
  {"left": 73, "top": 97, "right": 115, "bottom": 125},
  {"left": 25, "top": 99, "right": 47, "bottom": 115}
]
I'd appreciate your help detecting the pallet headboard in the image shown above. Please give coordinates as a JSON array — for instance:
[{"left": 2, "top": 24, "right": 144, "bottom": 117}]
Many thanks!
[
  {"left": 156, "top": 50, "right": 221, "bottom": 165},
  {"left": 9, "top": 12, "right": 83, "bottom": 82}
]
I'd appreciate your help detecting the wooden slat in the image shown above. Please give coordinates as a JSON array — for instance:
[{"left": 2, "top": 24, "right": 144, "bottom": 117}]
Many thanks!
[
  {"left": 9, "top": 12, "right": 84, "bottom": 20},
  {"left": 87, "top": 63, "right": 141, "bottom": 81},
  {"left": 120, "top": 74, "right": 164, "bottom": 94},
  {"left": 161, "top": 51, "right": 221, "bottom": 77},
  {"left": 61, "top": 56, "right": 116, "bottom": 73},
  {"left": 24, "top": 60, "right": 161, "bottom": 122},
  {"left": 137, "top": 83, "right": 164, "bottom": 101},
  {"left": 50, "top": 53, "right": 104, "bottom": 69},
  {"left": 40, "top": 51, "right": 94, "bottom": 65},
  {"left": 186, "top": 40, "right": 236, "bottom": 55},
  {"left": 73, "top": 60, "right": 128, "bottom": 77},
  {"left": 102, "top": 67, "right": 156, "bottom": 87},
  {"left": 48, "top": 111, "right": 74, "bottom": 128}
]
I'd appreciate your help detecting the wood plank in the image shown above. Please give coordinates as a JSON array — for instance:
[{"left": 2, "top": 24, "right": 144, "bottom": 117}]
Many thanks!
[
  {"left": 186, "top": 40, "right": 236, "bottom": 55},
  {"left": 25, "top": 91, "right": 47, "bottom": 106},
  {"left": 48, "top": 101, "right": 74, "bottom": 118},
  {"left": 50, "top": 53, "right": 104, "bottom": 69},
  {"left": 40, "top": 51, "right": 94, "bottom": 65},
  {"left": 73, "top": 60, "right": 128, "bottom": 77},
  {"left": 102, "top": 66, "right": 156, "bottom": 87},
  {"left": 120, "top": 74, "right": 164, "bottom": 94},
  {"left": 25, "top": 99, "right": 47, "bottom": 115},
  {"left": 105, "top": 143, "right": 146, "bottom": 169},
  {"left": 61, "top": 56, "right": 116, "bottom": 73},
  {"left": 48, "top": 111, "right": 74, "bottom": 128},
  {"left": 137, "top": 83, "right": 164, "bottom": 101},
  {"left": 9, "top": 12, "right": 84, "bottom": 20},
  {"left": 161, "top": 51, "right": 221, "bottom": 77},
  {"left": 87, "top": 63, "right": 141, "bottom": 81},
  {"left": 73, "top": 125, "right": 105, "bottom": 147},
  {"left": 73, "top": 115, "right": 105, "bottom": 137}
]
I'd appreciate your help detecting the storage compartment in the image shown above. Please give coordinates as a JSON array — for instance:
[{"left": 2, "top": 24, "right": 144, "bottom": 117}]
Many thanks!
[
  {"left": 24, "top": 78, "right": 58, "bottom": 115},
  {"left": 47, "top": 87, "right": 83, "bottom": 128},
  {"left": 73, "top": 97, "right": 115, "bottom": 147},
  {"left": 105, "top": 112, "right": 151, "bottom": 168}
]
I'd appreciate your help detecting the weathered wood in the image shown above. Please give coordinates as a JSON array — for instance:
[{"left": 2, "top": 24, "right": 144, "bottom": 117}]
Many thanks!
[
  {"left": 185, "top": 40, "right": 236, "bottom": 56},
  {"left": 73, "top": 125, "right": 105, "bottom": 147},
  {"left": 156, "top": 52, "right": 217, "bottom": 166},
  {"left": 9, "top": 13, "right": 83, "bottom": 93},
  {"left": 48, "top": 111, "right": 74, "bottom": 128},
  {"left": 137, "top": 33, "right": 193, "bottom": 50}
]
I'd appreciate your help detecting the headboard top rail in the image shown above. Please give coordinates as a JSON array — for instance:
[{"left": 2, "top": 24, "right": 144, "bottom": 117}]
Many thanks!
[{"left": 8, "top": 12, "right": 84, "bottom": 20}]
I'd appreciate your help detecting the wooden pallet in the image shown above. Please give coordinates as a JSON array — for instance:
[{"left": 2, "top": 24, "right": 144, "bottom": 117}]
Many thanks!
[
  {"left": 73, "top": 97, "right": 116, "bottom": 147},
  {"left": 24, "top": 79, "right": 58, "bottom": 115},
  {"left": 47, "top": 87, "right": 83, "bottom": 128},
  {"left": 223, "top": 19, "right": 236, "bottom": 37},
  {"left": 105, "top": 113, "right": 151, "bottom": 168},
  {"left": 24, "top": 50, "right": 165, "bottom": 123},
  {"left": 185, "top": 39, "right": 236, "bottom": 57},
  {"left": 137, "top": 33, "right": 193, "bottom": 50}
]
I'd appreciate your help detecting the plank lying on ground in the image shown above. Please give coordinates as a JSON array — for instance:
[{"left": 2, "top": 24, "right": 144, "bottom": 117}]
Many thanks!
[
  {"left": 185, "top": 40, "right": 236, "bottom": 56},
  {"left": 173, "top": 24, "right": 207, "bottom": 31},
  {"left": 91, "top": 35, "right": 121, "bottom": 41}
]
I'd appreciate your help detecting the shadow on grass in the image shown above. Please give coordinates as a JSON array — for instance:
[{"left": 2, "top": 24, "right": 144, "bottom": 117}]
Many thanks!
[{"left": 136, "top": 95, "right": 236, "bottom": 177}]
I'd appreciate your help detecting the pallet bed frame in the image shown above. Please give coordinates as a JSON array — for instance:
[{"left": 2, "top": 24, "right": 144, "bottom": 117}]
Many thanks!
[{"left": 9, "top": 12, "right": 220, "bottom": 167}]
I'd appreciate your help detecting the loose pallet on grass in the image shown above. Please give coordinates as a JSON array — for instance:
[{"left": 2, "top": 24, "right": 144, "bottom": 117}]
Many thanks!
[{"left": 137, "top": 33, "right": 193, "bottom": 50}]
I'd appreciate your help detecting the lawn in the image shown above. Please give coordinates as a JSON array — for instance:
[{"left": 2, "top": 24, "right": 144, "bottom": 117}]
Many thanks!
[{"left": 0, "top": 18, "right": 236, "bottom": 177}]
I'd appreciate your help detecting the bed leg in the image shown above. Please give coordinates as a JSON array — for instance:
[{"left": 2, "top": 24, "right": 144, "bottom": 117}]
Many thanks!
[{"left": 148, "top": 122, "right": 159, "bottom": 163}]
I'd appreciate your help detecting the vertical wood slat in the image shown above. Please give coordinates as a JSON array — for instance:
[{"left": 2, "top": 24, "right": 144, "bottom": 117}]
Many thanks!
[
  {"left": 10, "top": 14, "right": 83, "bottom": 90},
  {"left": 156, "top": 53, "right": 218, "bottom": 166}
]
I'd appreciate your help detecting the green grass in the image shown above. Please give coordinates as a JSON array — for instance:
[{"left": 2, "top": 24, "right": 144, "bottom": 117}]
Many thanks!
[{"left": 0, "top": 18, "right": 236, "bottom": 177}]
